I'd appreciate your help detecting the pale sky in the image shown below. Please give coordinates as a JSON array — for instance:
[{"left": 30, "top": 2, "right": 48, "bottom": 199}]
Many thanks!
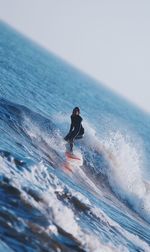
[{"left": 0, "top": 0, "right": 150, "bottom": 112}]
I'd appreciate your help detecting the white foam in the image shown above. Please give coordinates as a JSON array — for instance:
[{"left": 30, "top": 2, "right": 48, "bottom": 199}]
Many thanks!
[
  {"left": 52, "top": 112, "right": 69, "bottom": 124},
  {"left": 44, "top": 190, "right": 128, "bottom": 252},
  {"left": 82, "top": 234, "right": 129, "bottom": 252},
  {"left": 91, "top": 207, "right": 150, "bottom": 252},
  {"left": 102, "top": 131, "right": 150, "bottom": 223},
  {"left": 81, "top": 121, "right": 150, "bottom": 223},
  {"left": 0, "top": 157, "right": 137, "bottom": 252},
  {"left": 82, "top": 120, "right": 99, "bottom": 149},
  {"left": 43, "top": 190, "right": 81, "bottom": 235},
  {"left": 66, "top": 184, "right": 150, "bottom": 252},
  {"left": 23, "top": 115, "right": 65, "bottom": 154}
]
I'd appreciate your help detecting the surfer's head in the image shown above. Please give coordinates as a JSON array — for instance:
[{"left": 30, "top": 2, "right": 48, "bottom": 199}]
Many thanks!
[{"left": 72, "top": 107, "right": 80, "bottom": 116}]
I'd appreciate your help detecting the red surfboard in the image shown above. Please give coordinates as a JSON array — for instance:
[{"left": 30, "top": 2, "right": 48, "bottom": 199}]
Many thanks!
[
  {"left": 65, "top": 151, "right": 81, "bottom": 161},
  {"left": 63, "top": 163, "right": 73, "bottom": 172}
]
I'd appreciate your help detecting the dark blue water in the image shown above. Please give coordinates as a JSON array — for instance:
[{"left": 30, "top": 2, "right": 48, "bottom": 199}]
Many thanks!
[{"left": 0, "top": 22, "right": 150, "bottom": 252}]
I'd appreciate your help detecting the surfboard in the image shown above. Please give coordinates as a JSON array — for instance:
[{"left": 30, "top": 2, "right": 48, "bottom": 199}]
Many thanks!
[
  {"left": 65, "top": 151, "right": 81, "bottom": 160},
  {"left": 63, "top": 162, "right": 73, "bottom": 172},
  {"left": 63, "top": 151, "right": 83, "bottom": 172}
]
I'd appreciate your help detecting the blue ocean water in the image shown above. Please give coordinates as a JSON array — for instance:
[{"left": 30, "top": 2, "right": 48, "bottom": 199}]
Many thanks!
[{"left": 0, "top": 22, "right": 150, "bottom": 252}]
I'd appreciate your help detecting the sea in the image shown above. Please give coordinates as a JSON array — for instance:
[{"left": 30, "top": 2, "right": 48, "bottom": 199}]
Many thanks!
[{"left": 0, "top": 22, "right": 150, "bottom": 252}]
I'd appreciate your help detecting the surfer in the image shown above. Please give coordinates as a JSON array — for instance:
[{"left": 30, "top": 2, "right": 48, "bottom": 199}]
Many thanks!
[{"left": 64, "top": 107, "right": 84, "bottom": 153}]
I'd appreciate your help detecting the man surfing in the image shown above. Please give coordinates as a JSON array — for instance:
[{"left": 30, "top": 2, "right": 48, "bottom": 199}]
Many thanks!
[{"left": 64, "top": 107, "right": 84, "bottom": 153}]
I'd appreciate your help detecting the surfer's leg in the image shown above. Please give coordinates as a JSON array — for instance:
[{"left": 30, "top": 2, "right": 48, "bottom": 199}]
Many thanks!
[
  {"left": 69, "top": 140, "right": 73, "bottom": 153},
  {"left": 64, "top": 132, "right": 71, "bottom": 141},
  {"left": 75, "top": 134, "right": 83, "bottom": 140}
]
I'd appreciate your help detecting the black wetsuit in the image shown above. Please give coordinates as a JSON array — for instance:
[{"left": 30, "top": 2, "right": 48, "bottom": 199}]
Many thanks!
[{"left": 64, "top": 114, "right": 84, "bottom": 143}]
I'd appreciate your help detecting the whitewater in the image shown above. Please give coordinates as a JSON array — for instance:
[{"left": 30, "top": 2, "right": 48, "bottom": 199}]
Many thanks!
[{"left": 0, "top": 22, "right": 150, "bottom": 252}]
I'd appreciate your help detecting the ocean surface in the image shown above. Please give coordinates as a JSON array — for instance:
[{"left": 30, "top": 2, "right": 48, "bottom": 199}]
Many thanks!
[{"left": 0, "top": 22, "right": 150, "bottom": 252}]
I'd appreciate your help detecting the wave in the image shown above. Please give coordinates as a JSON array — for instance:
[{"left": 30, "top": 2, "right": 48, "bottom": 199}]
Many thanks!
[
  {"left": 83, "top": 123, "right": 150, "bottom": 223},
  {"left": 1, "top": 98, "right": 150, "bottom": 225},
  {"left": 0, "top": 153, "right": 132, "bottom": 252},
  {"left": 1, "top": 23, "right": 150, "bottom": 251},
  {"left": 46, "top": 111, "right": 150, "bottom": 225},
  {"left": 0, "top": 152, "right": 149, "bottom": 251}
]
